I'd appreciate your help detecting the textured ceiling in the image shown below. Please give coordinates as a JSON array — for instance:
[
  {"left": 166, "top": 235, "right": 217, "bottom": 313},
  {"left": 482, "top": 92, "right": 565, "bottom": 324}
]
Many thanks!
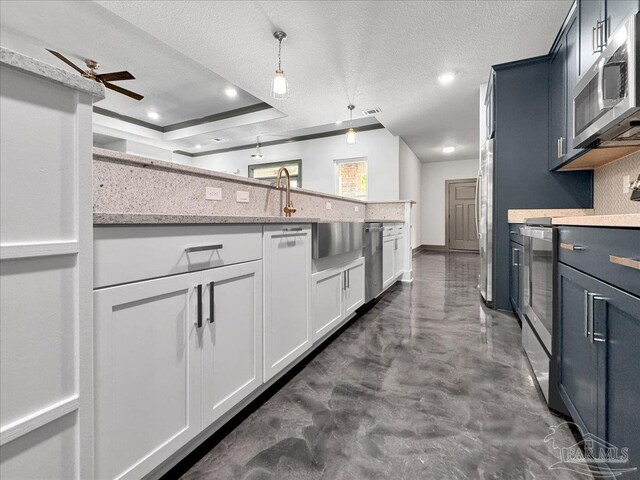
[
  {"left": 0, "top": 0, "right": 262, "bottom": 126},
  {"left": 97, "top": 0, "right": 572, "bottom": 162}
]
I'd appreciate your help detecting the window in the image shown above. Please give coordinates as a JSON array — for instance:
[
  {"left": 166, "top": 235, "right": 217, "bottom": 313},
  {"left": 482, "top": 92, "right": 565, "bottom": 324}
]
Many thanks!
[
  {"left": 335, "top": 158, "right": 367, "bottom": 200},
  {"left": 248, "top": 159, "right": 301, "bottom": 187}
]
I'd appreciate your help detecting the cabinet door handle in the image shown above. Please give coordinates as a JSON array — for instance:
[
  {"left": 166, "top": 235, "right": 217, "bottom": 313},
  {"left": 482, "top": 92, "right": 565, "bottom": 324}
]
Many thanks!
[
  {"left": 196, "top": 284, "right": 203, "bottom": 328},
  {"left": 347, "top": 269, "right": 350, "bottom": 288},
  {"left": 557, "top": 138, "right": 561, "bottom": 159},
  {"left": 591, "top": 295, "right": 608, "bottom": 343},
  {"left": 343, "top": 271, "right": 347, "bottom": 291},
  {"left": 609, "top": 255, "right": 640, "bottom": 270},
  {"left": 560, "top": 243, "right": 585, "bottom": 251},
  {"left": 185, "top": 244, "right": 223, "bottom": 253},
  {"left": 209, "top": 281, "right": 215, "bottom": 323},
  {"left": 584, "top": 290, "right": 591, "bottom": 338},
  {"left": 512, "top": 247, "right": 519, "bottom": 267}
]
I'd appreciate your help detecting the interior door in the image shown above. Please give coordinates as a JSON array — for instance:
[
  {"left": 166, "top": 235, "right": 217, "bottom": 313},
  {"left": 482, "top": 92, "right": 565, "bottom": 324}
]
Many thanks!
[
  {"left": 447, "top": 180, "right": 479, "bottom": 251},
  {"left": 94, "top": 272, "right": 202, "bottom": 480},
  {"left": 201, "top": 261, "right": 262, "bottom": 427}
]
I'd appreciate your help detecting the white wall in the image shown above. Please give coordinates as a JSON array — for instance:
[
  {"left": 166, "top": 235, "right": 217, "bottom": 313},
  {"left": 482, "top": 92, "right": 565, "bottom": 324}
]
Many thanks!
[
  {"left": 398, "top": 138, "right": 422, "bottom": 249},
  {"left": 190, "top": 128, "right": 400, "bottom": 201},
  {"left": 421, "top": 158, "right": 479, "bottom": 246}
]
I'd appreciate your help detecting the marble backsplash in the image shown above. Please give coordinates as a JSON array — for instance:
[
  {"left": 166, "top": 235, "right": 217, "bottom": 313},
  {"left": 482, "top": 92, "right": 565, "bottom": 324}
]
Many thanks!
[
  {"left": 93, "top": 149, "right": 408, "bottom": 222},
  {"left": 594, "top": 151, "right": 640, "bottom": 215}
]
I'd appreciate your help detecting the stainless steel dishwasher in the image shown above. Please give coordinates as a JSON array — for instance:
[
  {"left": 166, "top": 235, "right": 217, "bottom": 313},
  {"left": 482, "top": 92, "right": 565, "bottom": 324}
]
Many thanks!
[{"left": 364, "top": 222, "right": 383, "bottom": 302}]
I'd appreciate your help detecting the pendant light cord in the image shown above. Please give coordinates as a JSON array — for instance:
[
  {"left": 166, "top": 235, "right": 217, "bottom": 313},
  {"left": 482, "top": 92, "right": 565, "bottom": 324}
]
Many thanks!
[{"left": 278, "top": 40, "right": 282, "bottom": 70}]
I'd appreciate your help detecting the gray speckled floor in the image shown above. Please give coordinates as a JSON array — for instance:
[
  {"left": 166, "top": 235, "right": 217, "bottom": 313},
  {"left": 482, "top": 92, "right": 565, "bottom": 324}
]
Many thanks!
[{"left": 178, "top": 252, "right": 589, "bottom": 480}]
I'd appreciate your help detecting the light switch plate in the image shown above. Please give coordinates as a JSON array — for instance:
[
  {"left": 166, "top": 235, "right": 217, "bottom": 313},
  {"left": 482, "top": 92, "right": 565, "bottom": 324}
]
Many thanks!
[
  {"left": 236, "top": 190, "right": 250, "bottom": 203},
  {"left": 353, "top": 206, "right": 359, "bottom": 212},
  {"left": 206, "top": 187, "right": 222, "bottom": 201},
  {"left": 623, "top": 175, "right": 631, "bottom": 194},
  {"left": 325, "top": 201, "right": 332, "bottom": 210}
]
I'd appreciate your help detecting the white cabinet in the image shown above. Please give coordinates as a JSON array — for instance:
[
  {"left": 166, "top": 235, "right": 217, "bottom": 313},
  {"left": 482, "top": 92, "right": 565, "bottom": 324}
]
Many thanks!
[
  {"left": 201, "top": 261, "right": 262, "bottom": 427},
  {"left": 1, "top": 51, "right": 103, "bottom": 480},
  {"left": 94, "top": 260, "right": 263, "bottom": 480},
  {"left": 393, "top": 236, "right": 404, "bottom": 278},
  {"left": 343, "top": 257, "right": 365, "bottom": 318},
  {"left": 383, "top": 237, "right": 396, "bottom": 288},
  {"left": 311, "top": 268, "right": 344, "bottom": 340},
  {"left": 311, "top": 257, "right": 365, "bottom": 342},
  {"left": 263, "top": 225, "right": 312, "bottom": 381},
  {"left": 94, "top": 272, "right": 202, "bottom": 480}
]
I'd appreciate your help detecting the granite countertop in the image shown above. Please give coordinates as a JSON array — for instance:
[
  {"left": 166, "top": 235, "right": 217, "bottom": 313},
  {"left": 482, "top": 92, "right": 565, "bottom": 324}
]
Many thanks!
[
  {"left": 1, "top": 47, "right": 105, "bottom": 99},
  {"left": 507, "top": 208, "right": 594, "bottom": 224},
  {"left": 365, "top": 219, "right": 404, "bottom": 223},
  {"left": 94, "top": 213, "right": 322, "bottom": 225},
  {"left": 552, "top": 213, "right": 640, "bottom": 228}
]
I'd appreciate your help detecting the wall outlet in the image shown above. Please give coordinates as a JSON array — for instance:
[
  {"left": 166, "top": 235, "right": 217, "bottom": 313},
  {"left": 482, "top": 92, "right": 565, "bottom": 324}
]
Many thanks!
[
  {"left": 325, "top": 201, "right": 332, "bottom": 210},
  {"left": 206, "top": 187, "right": 222, "bottom": 201},
  {"left": 623, "top": 175, "right": 631, "bottom": 194},
  {"left": 354, "top": 206, "right": 359, "bottom": 212},
  {"left": 236, "top": 190, "right": 250, "bottom": 203}
]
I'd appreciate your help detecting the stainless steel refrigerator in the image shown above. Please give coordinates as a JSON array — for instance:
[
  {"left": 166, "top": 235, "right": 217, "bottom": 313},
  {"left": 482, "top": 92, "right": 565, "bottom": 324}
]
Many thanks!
[{"left": 478, "top": 138, "right": 494, "bottom": 305}]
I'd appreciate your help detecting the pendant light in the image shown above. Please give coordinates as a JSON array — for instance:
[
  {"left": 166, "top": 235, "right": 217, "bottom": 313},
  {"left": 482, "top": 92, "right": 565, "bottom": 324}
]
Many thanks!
[
  {"left": 271, "top": 31, "right": 289, "bottom": 99},
  {"left": 346, "top": 105, "right": 357, "bottom": 144},
  {"left": 251, "top": 136, "right": 264, "bottom": 161}
]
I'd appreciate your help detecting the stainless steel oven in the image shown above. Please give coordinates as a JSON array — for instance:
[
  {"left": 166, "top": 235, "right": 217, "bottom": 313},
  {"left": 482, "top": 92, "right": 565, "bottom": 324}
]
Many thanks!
[
  {"left": 573, "top": 12, "right": 640, "bottom": 149},
  {"left": 521, "top": 223, "right": 553, "bottom": 403}
]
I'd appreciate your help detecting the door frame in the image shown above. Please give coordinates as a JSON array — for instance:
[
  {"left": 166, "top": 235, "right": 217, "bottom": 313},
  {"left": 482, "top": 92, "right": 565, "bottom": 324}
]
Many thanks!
[{"left": 445, "top": 177, "right": 479, "bottom": 252}]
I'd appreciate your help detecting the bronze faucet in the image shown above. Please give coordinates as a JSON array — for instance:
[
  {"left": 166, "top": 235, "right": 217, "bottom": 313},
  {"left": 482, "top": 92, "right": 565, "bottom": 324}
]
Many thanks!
[{"left": 276, "top": 167, "right": 296, "bottom": 217}]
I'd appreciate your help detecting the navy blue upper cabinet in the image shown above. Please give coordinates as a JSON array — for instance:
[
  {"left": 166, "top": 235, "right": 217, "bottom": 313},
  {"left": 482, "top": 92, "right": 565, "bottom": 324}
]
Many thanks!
[
  {"left": 579, "top": 0, "right": 606, "bottom": 78},
  {"left": 579, "top": 1, "right": 639, "bottom": 78},
  {"left": 605, "top": 0, "right": 640, "bottom": 42},
  {"left": 549, "top": 38, "right": 567, "bottom": 170},
  {"left": 549, "top": 10, "right": 585, "bottom": 170}
]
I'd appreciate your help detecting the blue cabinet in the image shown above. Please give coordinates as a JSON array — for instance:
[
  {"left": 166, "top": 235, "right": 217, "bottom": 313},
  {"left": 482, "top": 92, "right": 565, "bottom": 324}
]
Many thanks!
[
  {"left": 549, "top": 9, "right": 585, "bottom": 170},
  {"left": 557, "top": 226, "right": 640, "bottom": 476},
  {"left": 579, "top": 0, "right": 639, "bottom": 79}
]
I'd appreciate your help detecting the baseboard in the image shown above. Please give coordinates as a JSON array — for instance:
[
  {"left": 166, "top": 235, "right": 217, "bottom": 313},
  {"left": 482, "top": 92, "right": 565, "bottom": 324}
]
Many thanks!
[{"left": 419, "top": 244, "right": 447, "bottom": 252}]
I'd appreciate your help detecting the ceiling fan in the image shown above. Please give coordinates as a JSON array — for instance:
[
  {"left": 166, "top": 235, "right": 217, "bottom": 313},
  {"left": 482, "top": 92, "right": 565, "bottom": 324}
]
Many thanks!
[{"left": 46, "top": 49, "right": 144, "bottom": 101}]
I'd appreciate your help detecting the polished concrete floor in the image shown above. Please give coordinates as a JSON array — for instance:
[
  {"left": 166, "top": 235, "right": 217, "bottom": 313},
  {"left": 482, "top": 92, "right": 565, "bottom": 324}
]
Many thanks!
[{"left": 177, "top": 252, "right": 589, "bottom": 480}]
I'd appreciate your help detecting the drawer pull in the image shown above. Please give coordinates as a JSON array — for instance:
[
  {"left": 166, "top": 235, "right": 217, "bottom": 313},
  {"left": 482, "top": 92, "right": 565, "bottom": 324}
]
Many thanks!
[
  {"left": 560, "top": 243, "right": 584, "bottom": 251},
  {"left": 209, "top": 281, "right": 215, "bottom": 323},
  {"left": 185, "top": 244, "right": 223, "bottom": 253},
  {"left": 196, "top": 284, "right": 203, "bottom": 328},
  {"left": 609, "top": 255, "right": 640, "bottom": 270},
  {"left": 283, "top": 227, "right": 303, "bottom": 232}
]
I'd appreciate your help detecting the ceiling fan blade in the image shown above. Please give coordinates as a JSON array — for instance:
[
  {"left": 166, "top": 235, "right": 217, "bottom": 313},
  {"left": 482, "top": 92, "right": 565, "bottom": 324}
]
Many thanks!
[
  {"left": 96, "top": 71, "right": 135, "bottom": 82},
  {"left": 46, "top": 49, "right": 86, "bottom": 75},
  {"left": 103, "top": 81, "right": 144, "bottom": 101}
]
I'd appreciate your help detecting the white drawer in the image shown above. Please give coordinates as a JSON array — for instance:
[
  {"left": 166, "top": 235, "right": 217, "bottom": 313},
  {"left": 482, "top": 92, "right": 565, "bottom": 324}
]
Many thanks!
[
  {"left": 383, "top": 224, "right": 404, "bottom": 237},
  {"left": 94, "top": 225, "right": 262, "bottom": 288}
]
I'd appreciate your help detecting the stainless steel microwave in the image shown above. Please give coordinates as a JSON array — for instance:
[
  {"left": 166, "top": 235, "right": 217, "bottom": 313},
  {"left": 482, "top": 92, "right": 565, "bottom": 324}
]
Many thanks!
[{"left": 573, "top": 13, "right": 640, "bottom": 149}]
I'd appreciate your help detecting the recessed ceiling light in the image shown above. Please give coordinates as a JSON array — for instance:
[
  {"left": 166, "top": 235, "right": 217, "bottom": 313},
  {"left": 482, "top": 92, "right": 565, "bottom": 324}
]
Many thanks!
[
  {"left": 195, "top": 144, "right": 202, "bottom": 149},
  {"left": 335, "top": 120, "right": 343, "bottom": 125},
  {"left": 442, "top": 146, "right": 456, "bottom": 153},
  {"left": 210, "top": 137, "right": 224, "bottom": 142},
  {"left": 438, "top": 72, "right": 456, "bottom": 85},
  {"left": 224, "top": 87, "right": 238, "bottom": 98},
  {"left": 147, "top": 111, "right": 160, "bottom": 120}
]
